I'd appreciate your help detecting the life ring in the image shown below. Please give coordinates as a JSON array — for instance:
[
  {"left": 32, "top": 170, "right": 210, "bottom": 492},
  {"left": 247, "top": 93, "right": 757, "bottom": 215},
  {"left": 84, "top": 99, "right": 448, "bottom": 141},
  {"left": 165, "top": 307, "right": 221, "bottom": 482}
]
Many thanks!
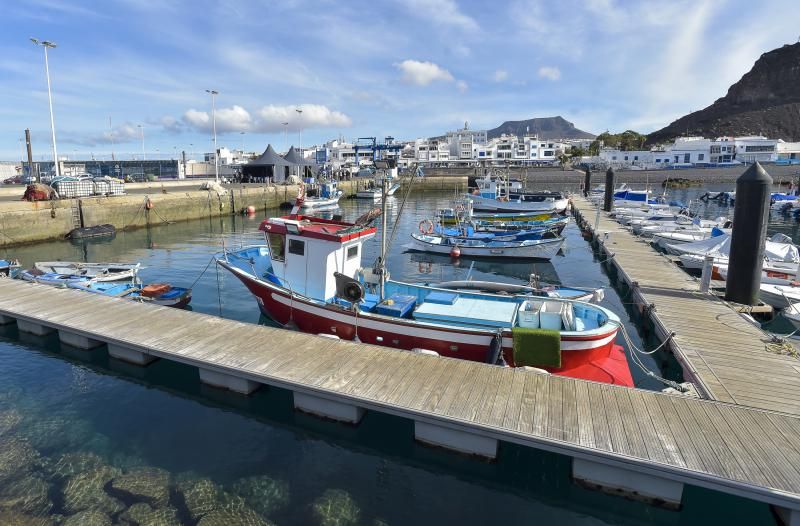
[
  {"left": 419, "top": 219, "right": 434, "bottom": 234},
  {"left": 144, "top": 197, "right": 153, "bottom": 210}
]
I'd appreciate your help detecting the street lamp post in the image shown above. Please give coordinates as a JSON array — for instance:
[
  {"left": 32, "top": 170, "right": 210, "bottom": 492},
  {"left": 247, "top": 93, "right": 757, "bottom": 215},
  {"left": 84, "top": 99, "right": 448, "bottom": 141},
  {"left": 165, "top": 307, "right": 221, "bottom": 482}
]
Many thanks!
[
  {"left": 206, "top": 89, "right": 219, "bottom": 182},
  {"left": 282, "top": 122, "right": 289, "bottom": 152},
  {"left": 30, "top": 38, "right": 60, "bottom": 178},
  {"left": 295, "top": 108, "right": 303, "bottom": 155},
  {"left": 137, "top": 124, "right": 145, "bottom": 177}
]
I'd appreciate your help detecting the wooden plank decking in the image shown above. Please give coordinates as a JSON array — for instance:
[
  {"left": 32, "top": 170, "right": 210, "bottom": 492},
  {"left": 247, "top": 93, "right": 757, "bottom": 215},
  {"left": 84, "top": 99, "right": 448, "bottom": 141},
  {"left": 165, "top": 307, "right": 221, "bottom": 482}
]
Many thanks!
[
  {"left": 1, "top": 277, "right": 800, "bottom": 512},
  {"left": 571, "top": 195, "right": 800, "bottom": 414}
]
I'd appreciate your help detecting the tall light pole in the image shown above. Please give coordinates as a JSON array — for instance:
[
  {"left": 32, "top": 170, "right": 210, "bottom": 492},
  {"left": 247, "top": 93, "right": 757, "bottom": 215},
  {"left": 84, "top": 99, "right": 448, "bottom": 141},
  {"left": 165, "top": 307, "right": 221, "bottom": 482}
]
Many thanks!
[
  {"left": 295, "top": 108, "right": 303, "bottom": 154},
  {"left": 240, "top": 131, "right": 245, "bottom": 153},
  {"left": 206, "top": 89, "right": 219, "bottom": 182},
  {"left": 137, "top": 124, "right": 145, "bottom": 177},
  {"left": 30, "top": 38, "right": 60, "bottom": 178},
  {"left": 137, "top": 124, "right": 145, "bottom": 160},
  {"left": 282, "top": 122, "right": 289, "bottom": 152}
]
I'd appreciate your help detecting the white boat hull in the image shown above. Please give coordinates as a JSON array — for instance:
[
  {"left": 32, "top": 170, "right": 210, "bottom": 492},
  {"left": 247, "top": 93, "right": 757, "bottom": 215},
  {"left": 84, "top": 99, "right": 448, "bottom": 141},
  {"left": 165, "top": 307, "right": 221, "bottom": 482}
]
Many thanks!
[
  {"left": 469, "top": 195, "right": 567, "bottom": 214},
  {"left": 299, "top": 194, "right": 343, "bottom": 209},
  {"left": 409, "top": 234, "right": 564, "bottom": 260}
]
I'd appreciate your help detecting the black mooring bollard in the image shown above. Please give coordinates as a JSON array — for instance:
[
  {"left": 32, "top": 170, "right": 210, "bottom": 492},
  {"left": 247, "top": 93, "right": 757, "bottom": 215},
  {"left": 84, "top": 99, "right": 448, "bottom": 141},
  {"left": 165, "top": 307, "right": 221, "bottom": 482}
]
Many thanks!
[
  {"left": 603, "top": 168, "right": 615, "bottom": 212},
  {"left": 584, "top": 168, "right": 591, "bottom": 197},
  {"left": 725, "top": 162, "right": 772, "bottom": 305}
]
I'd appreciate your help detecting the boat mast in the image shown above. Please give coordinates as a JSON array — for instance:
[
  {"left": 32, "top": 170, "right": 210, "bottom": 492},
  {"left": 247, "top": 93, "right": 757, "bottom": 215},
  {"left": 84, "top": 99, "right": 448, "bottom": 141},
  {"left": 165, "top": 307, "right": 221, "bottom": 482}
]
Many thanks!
[{"left": 379, "top": 167, "right": 388, "bottom": 300}]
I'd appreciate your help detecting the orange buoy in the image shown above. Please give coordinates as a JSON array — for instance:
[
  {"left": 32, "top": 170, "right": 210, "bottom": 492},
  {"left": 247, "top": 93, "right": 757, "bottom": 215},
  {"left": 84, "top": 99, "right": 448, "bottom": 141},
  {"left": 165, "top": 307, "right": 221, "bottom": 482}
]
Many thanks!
[
  {"left": 246, "top": 205, "right": 256, "bottom": 215},
  {"left": 450, "top": 245, "right": 461, "bottom": 258}
]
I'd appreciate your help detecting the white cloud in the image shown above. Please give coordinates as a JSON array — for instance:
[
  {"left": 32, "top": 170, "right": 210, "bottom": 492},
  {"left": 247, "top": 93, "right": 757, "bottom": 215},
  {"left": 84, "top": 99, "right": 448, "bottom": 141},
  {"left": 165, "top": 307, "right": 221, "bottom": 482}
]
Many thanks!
[
  {"left": 255, "top": 104, "right": 352, "bottom": 132},
  {"left": 456, "top": 80, "right": 468, "bottom": 93},
  {"left": 492, "top": 69, "right": 509, "bottom": 82},
  {"left": 396, "top": 59, "right": 454, "bottom": 86},
  {"left": 537, "top": 66, "right": 561, "bottom": 81},
  {"left": 62, "top": 121, "right": 144, "bottom": 147},
  {"left": 402, "top": 0, "right": 478, "bottom": 31},
  {"left": 181, "top": 104, "right": 351, "bottom": 134}
]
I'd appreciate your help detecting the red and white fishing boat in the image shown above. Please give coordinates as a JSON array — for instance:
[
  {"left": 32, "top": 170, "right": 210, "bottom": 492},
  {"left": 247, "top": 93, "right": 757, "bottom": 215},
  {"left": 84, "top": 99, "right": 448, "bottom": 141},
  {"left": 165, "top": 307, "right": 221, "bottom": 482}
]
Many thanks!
[{"left": 216, "top": 187, "right": 632, "bottom": 386}]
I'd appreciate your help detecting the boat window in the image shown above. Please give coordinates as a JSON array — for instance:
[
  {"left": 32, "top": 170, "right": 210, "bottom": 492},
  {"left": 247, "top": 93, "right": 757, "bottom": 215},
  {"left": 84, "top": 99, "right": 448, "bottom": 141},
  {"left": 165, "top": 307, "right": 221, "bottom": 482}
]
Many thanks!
[
  {"left": 347, "top": 245, "right": 358, "bottom": 260},
  {"left": 268, "top": 233, "right": 285, "bottom": 261},
  {"left": 288, "top": 239, "right": 305, "bottom": 256}
]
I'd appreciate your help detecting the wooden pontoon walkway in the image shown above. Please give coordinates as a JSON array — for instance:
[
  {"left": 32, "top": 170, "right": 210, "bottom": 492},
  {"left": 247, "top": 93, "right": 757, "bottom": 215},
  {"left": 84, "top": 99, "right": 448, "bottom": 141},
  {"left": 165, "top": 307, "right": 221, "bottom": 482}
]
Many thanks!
[
  {"left": 571, "top": 195, "right": 800, "bottom": 416},
  {"left": 1, "top": 277, "right": 800, "bottom": 518}
]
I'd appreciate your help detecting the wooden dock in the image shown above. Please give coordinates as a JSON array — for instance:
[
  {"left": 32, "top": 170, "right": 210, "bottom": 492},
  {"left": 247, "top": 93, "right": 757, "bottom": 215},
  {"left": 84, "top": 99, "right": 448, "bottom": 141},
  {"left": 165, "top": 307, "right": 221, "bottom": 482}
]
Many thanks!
[
  {"left": 571, "top": 195, "right": 800, "bottom": 416},
  {"left": 1, "top": 277, "right": 800, "bottom": 520}
]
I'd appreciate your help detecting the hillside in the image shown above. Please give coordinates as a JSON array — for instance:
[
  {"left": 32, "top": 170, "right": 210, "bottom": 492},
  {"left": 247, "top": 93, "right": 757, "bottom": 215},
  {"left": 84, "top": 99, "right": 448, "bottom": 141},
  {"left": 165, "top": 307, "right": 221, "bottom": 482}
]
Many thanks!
[
  {"left": 647, "top": 42, "right": 800, "bottom": 144},
  {"left": 487, "top": 116, "right": 595, "bottom": 140}
]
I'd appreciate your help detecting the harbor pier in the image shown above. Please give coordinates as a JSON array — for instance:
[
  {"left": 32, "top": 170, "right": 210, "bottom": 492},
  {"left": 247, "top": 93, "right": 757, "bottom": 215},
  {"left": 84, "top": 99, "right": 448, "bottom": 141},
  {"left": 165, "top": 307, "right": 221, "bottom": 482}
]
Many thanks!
[
  {"left": 571, "top": 194, "right": 800, "bottom": 414},
  {"left": 1, "top": 277, "right": 800, "bottom": 520}
]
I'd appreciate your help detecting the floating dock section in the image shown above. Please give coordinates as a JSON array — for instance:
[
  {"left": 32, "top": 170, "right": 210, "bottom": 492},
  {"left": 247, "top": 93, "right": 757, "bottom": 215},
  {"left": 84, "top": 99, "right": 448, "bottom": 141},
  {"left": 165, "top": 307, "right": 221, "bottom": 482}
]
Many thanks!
[
  {"left": 571, "top": 195, "right": 800, "bottom": 415},
  {"left": 0, "top": 278, "right": 800, "bottom": 520}
]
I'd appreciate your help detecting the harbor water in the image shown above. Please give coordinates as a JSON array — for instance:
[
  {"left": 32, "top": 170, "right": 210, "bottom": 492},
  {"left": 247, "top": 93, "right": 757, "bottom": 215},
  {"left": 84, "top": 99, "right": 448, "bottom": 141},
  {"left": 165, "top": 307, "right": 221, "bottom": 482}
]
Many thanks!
[{"left": 0, "top": 185, "right": 785, "bottom": 525}]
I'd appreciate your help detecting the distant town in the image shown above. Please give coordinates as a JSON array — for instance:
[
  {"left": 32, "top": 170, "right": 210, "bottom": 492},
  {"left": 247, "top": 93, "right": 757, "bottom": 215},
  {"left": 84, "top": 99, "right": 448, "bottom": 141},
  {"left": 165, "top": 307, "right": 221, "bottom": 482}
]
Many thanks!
[{"left": 3, "top": 122, "right": 800, "bottom": 183}]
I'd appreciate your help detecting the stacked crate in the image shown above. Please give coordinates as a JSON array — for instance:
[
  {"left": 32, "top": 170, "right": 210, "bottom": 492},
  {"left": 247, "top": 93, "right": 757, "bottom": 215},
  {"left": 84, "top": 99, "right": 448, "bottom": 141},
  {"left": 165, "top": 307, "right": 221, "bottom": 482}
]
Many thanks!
[
  {"left": 55, "top": 179, "right": 94, "bottom": 198},
  {"left": 92, "top": 179, "right": 125, "bottom": 196}
]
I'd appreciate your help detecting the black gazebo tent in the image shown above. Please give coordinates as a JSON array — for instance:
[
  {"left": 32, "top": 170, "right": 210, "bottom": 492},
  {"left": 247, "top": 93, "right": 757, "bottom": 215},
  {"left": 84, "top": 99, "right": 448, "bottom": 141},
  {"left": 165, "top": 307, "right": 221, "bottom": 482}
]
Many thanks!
[
  {"left": 283, "top": 146, "right": 316, "bottom": 179},
  {"left": 242, "top": 145, "right": 294, "bottom": 183}
]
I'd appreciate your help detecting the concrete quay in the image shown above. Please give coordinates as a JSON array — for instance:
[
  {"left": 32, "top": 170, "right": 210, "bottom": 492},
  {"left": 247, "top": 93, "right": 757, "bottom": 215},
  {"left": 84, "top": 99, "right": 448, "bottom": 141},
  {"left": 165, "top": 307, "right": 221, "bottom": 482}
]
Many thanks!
[{"left": 0, "top": 176, "right": 466, "bottom": 247}]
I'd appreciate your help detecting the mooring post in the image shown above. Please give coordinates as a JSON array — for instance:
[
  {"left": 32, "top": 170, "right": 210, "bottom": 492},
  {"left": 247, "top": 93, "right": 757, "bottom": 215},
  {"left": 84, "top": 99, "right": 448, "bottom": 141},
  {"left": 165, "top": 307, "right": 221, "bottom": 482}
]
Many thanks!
[
  {"left": 594, "top": 204, "right": 601, "bottom": 232},
  {"left": 700, "top": 254, "right": 714, "bottom": 293},
  {"left": 724, "top": 162, "right": 772, "bottom": 305},
  {"left": 584, "top": 167, "right": 591, "bottom": 197},
  {"left": 603, "top": 168, "right": 615, "bottom": 212}
]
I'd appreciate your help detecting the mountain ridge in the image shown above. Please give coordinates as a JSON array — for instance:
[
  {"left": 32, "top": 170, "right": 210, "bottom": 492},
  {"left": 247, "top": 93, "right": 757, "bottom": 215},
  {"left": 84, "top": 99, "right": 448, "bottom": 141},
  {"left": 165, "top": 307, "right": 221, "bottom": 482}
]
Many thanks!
[
  {"left": 486, "top": 116, "right": 595, "bottom": 140},
  {"left": 647, "top": 42, "right": 800, "bottom": 144}
]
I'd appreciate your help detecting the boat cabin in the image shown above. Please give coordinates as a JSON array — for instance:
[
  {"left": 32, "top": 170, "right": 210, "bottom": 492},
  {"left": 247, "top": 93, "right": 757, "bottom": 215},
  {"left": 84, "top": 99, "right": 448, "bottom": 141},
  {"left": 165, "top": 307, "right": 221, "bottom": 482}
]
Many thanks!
[{"left": 259, "top": 215, "right": 376, "bottom": 300}]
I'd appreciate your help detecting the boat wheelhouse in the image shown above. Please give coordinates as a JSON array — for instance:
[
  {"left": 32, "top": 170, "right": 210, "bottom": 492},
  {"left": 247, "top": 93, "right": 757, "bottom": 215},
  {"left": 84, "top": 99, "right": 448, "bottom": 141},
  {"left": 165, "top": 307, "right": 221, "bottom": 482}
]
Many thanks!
[{"left": 217, "top": 213, "right": 633, "bottom": 386}]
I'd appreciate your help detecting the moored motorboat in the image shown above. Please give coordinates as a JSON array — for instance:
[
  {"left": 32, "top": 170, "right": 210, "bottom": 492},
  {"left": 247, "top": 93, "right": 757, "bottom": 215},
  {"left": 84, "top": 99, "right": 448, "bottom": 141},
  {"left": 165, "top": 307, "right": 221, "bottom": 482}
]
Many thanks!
[
  {"left": 216, "top": 213, "right": 632, "bottom": 386},
  {"left": 408, "top": 232, "right": 565, "bottom": 260},
  {"left": 0, "top": 259, "right": 21, "bottom": 278},
  {"left": 298, "top": 181, "right": 343, "bottom": 210},
  {"left": 467, "top": 173, "right": 569, "bottom": 214},
  {"left": 759, "top": 283, "right": 800, "bottom": 309},
  {"left": 33, "top": 261, "right": 140, "bottom": 281},
  {"left": 20, "top": 270, "right": 93, "bottom": 287},
  {"left": 67, "top": 281, "right": 192, "bottom": 308}
]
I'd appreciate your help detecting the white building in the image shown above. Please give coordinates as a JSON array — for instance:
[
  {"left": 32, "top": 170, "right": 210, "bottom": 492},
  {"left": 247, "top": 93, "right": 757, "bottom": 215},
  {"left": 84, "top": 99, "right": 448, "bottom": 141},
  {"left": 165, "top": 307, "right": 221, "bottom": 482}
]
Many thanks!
[
  {"left": 205, "top": 147, "right": 251, "bottom": 166},
  {"left": 732, "top": 136, "right": 777, "bottom": 163},
  {"left": 445, "top": 123, "right": 488, "bottom": 161},
  {"left": 776, "top": 140, "right": 800, "bottom": 162}
]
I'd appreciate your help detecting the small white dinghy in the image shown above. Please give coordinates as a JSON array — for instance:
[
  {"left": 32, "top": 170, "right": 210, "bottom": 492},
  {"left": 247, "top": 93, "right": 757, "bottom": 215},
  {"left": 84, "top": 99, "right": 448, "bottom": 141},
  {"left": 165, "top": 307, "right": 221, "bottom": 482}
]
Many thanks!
[
  {"left": 760, "top": 283, "right": 800, "bottom": 308},
  {"left": 33, "top": 261, "right": 140, "bottom": 281}
]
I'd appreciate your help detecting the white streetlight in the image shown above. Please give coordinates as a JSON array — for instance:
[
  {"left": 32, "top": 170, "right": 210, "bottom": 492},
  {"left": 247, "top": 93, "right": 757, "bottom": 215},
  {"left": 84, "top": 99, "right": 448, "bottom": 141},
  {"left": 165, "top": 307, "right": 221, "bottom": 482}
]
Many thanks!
[
  {"left": 206, "top": 89, "right": 219, "bottom": 182},
  {"left": 240, "top": 131, "right": 245, "bottom": 153},
  {"left": 30, "top": 38, "right": 60, "bottom": 178},
  {"left": 137, "top": 124, "right": 145, "bottom": 160},
  {"left": 295, "top": 108, "right": 303, "bottom": 153},
  {"left": 282, "top": 122, "right": 289, "bottom": 152}
]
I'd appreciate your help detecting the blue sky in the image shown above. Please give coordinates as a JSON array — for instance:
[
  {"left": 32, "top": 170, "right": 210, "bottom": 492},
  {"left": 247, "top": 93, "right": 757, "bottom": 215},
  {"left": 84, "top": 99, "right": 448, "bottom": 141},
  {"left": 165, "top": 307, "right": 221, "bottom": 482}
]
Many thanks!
[{"left": 1, "top": 0, "right": 799, "bottom": 161}]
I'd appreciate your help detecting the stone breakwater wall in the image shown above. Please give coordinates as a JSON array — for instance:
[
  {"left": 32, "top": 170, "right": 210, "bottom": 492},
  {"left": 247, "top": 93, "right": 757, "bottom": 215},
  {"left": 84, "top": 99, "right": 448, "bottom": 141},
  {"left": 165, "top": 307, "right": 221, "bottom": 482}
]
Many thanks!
[{"left": 0, "top": 176, "right": 467, "bottom": 247}]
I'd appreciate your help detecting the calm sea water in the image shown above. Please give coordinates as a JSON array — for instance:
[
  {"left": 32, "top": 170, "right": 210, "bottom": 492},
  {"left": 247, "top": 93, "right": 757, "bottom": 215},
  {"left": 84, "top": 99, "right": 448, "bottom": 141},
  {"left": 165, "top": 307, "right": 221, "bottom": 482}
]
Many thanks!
[{"left": 0, "top": 184, "right": 785, "bottom": 525}]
